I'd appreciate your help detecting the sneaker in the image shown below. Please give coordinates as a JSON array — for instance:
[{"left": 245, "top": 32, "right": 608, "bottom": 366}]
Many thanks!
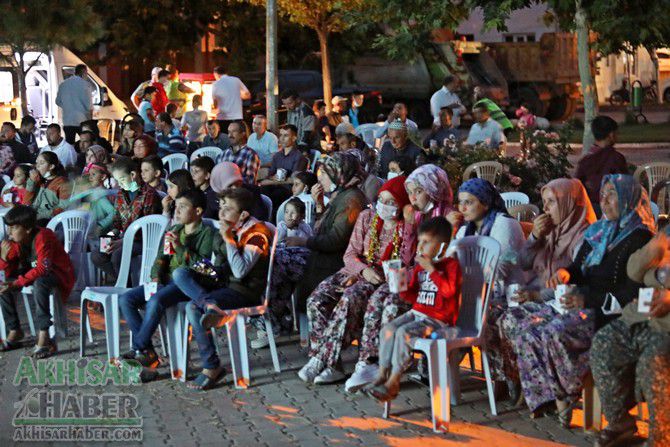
[
  {"left": 344, "top": 361, "right": 379, "bottom": 393},
  {"left": 298, "top": 357, "right": 324, "bottom": 383},
  {"left": 134, "top": 349, "right": 159, "bottom": 368},
  {"left": 251, "top": 329, "right": 270, "bottom": 349},
  {"left": 314, "top": 367, "right": 346, "bottom": 385},
  {"left": 120, "top": 349, "right": 137, "bottom": 360}
]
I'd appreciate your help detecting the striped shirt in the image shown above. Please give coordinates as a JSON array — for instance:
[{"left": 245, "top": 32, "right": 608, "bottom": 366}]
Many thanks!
[{"left": 156, "top": 126, "right": 187, "bottom": 157}]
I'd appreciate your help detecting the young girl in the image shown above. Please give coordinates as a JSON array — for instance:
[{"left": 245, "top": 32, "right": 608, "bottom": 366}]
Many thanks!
[
  {"left": 26, "top": 151, "right": 71, "bottom": 226},
  {"left": 78, "top": 163, "right": 115, "bottom": 237},
  {"left": 1, "top": 164, "right": 31, "bottom": 207},
  {"left": 277, "top": 198, "right": 313, "bottom": 242},
  {"left": 162, "top": 169, "right": 196, "bottom": 224}
]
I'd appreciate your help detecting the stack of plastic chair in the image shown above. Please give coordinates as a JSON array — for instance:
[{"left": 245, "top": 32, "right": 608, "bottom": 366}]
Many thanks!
[
  {"left": 190, "top": 146, "right": 223, "bottom": 163},
  {"left": 162, "top": 153, "right": 188, "bottom": 175}
]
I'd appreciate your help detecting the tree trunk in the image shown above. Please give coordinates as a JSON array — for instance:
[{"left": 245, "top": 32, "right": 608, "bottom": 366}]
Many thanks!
[
  {"left": 575, "top": 0, "right": 597, "bottom": 153},
  {"left": 265, "top": 0, "right": 278, "bottom": 131},
  {"left": 316, "top": 28, "right": 333, "bottom": 113},
  {"left": 16, "top": 51, "right": 29, "bottom": 117}
]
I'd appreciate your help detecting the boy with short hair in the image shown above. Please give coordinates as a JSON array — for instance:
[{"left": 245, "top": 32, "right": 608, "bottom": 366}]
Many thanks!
[
  {"left": 172, "top": 187, "right": 274, "bottom": 390},
  {"left": 0, "top": 205, "right": 75, "bottom": 358},
  {"left": 140, "top": 155, "right": 167, "bottom": 193},
  {"left": 190, "top": 156, "right": 217, "bottom": 219},
  {"left": 90, "top": 157, "right": 162, "bottom": 281},
  {"left": 368, "top": 216, "right": 462, "bottom": 401},
  {"left": 119, "top": 189, "right": 218, "bottom": 367}
]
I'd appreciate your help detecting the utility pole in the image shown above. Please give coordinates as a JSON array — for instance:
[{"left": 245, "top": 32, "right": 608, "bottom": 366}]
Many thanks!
[{"left": 266, "top": 0, "right": 278, "bottom": 131}]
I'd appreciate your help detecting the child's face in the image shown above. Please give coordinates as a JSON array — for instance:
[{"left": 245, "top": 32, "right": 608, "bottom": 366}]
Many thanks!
[
  {"left": 190, "top": 166, "right": 210, "bottom": 189},
  {"left": 88, "top": 169, "right": 106, "bottom": 187},
  {"left": 167, "top": 180, "right": 179, "bottom": 199},
  {"left": 416, "top": 232, "right": 447, "bottom": 259},
  {"left": 284, "top": 203, "right": 303, "bottom": 229},
  {"left": 218, "top": 198, "right": 245, "bottom": 228},
  {"left": 7, "top": 224, "right": 30, "bottom": 244},
  {"left": 13, "top": 168, "right": 27, "bottom": 186},
  {"left": 141, "top": 162, "right": 160, "bottom": 185},
  {"left": 174, "top": 197, "right": 201, "bottom": 225},
  {"left": 35, "top": 155, "right": 52, "bottom": 176},
  {"left": 292, "top": 178, "right": 306, "bottom": 196},
  {"left": 112, "top": 170, "right": 135, "bottom": 191},
  {"left": 388, "top": 161, "right": 402, "bottom": 175}
]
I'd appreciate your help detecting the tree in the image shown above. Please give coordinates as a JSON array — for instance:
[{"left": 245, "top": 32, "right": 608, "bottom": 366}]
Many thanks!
[
  {"left": 0, "top": 0, "right": 103, "bottom": 116},
  {"left": 247, "top": 0, "right": 366, "bottom": 112},
  {"left": 470, "top": 0, "right": 670, "bottom": 151}
]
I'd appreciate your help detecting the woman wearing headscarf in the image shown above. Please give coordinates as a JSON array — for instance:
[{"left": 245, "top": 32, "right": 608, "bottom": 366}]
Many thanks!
[
  {"left": 298, "top": 175, "right": 413, "bottom": 385},
  {"left": 589, "top": 228, "right": 670, "bottom": 446},
  {"left": 488, "top": 179, "right": 597, "bottom": 404},
  {"left": 344, "top": 164, "right": 456, "bottom": 392},
  {"left": 513, "top": 174, "right": 654, "bottom": 427}
]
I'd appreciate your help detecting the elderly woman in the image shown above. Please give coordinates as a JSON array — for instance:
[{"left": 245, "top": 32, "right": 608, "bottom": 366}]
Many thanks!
[
  {"left": 488, "top": 179, "right": 597, "bottom": 401},
  {"left": 515, "top": 174, "right": 654, "bottom": 426},
  {"left": 589, "top": 230, "right": 670, "bottom": 446},
  {"left": 299, "top": 175, "right": 414, "bottom": 384},
  {"left": 344, "top": 164, "right": 455, "bottom": 392}
]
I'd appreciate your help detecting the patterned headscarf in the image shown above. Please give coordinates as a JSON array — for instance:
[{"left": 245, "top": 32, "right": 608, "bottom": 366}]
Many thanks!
[
  {"left": 458, "top": 178, "right": 508, "bottom": 237},
  {"left": 582, "top": 174, "right": 655, "bottom": 271},
  {"left": 87, "top": 145, "right": 107, "bottom": 164},
  {"left": 321, "top": 152, "right": 366, "bottom": 190},
  {"left": 405, "top": 164, "right": 454, "bottom": 216},
  {"left": 388, "top": 120, "right": 407, "bottom": 133}
]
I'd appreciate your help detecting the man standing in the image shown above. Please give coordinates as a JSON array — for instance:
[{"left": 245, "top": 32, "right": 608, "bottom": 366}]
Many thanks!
[
  {"left": 155, "top": 113, "right": 187, "bottom": 157},
  {"left": 202, "top": 120, "right": 230, "bottom": 151},
  {"left": 281, "top": 90, "right": 316, "bottom": 148},
  {"left": 0, "top": 122, "right": 33, "bottom": 174},
  {"left": 218, "top": 121, "right": 260, "bottom": 184},
  {"left": 211, "top": 66, "right": 251, "bottom": 132},
  {"left": 377, "top": 121, "right": 423, "bottom": 178},
  {"left": 55, "top": 64, "right": 93, "bottom": 144},
  {"left": 247, "top": 115, "right": 278, "bottom": 171},
  {"left": 430, "top": 75, "right": 466, "bottom": 128},
  {"left": 16, "top": 116, "right": 38, "bottom": 156},
  {"left": 465, "top": 103, "right": 505, "bottom": 151},
  {"left": 131, "top": 66, "right": 162, "bottom": 110},
  {"left": 348, "top": 91, "right": 366, "bottom": 128},
  {"left": 40, "top": 124, "right": 77, "bottom": 168},
  {"left": 374, "top": 103, "right": 418, "bottom": 139}
]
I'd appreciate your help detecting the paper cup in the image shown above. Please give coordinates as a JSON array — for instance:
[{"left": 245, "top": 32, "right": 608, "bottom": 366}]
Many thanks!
[
  {"left": 144, "top": 282, "right": 158, "bottom": 301},
  {"left": 638, "top": 287, "right": 654, "bottom": 314},
  {"left": 506, "top": 284, "right": 521, "bottom": 308}
]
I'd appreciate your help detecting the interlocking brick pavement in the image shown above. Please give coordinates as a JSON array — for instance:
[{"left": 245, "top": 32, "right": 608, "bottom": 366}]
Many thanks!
[{"left": 0, "top": 302, "right": 649, "bottom": 446}]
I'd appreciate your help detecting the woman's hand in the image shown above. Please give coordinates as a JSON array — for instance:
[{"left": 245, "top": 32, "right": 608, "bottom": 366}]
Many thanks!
[
  {"left": 403, "top": 205, "right": 415, "bottom": 225},
  {"left": 362, "top": 267, "right": 384, "bottom": 285},
  {"left": 0, "top": 240, "right": 11, "bottom": 261},
  {"left": 532, "top": 214, "right": 554, "bottom": 239},
  {"left": 650, "top": 289, "right": 670, "bottom": 318},
  {"left": 560, "top": 291, "right": 585, "bottom": 310},
  {"left": 161, "top": 194, "right": 173, "bottom": 213},
  {"left": 29, "top": 169, "right": 41, "bottom": 183},
  {"left": 446, "top": 211, "right": 464, "bottom": 229},
  {"left": 546, "top": 268, "right": 570, "bottom": 289}
]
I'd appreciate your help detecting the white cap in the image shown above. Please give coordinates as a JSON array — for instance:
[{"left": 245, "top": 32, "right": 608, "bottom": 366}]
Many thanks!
[
  {"left": 151, "top": 66, "right": 163, "bottom": 76},
  {"left": 335, "top": 122, "right": 355, "bottom": 136},
  {"left": 331, "top": 96, "right": 347, "bottom": 105}
]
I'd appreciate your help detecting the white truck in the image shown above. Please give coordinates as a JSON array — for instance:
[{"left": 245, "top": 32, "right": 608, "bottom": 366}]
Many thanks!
[{"left": 0, "top": 46, "right": 127, "bottom": 141}]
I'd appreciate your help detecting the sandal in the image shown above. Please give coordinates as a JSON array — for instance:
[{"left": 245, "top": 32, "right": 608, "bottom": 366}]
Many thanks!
[
  {"left": 367, "top": 384, "right": 399, "bottom": 402},
  {"left": 187, "top": 367, "right": 226, "bottom": 391},
  {"left": 31, "top": 339, "right": 57, "bottom": 359}
]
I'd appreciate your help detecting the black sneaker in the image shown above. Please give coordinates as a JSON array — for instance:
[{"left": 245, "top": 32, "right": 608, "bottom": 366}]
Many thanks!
[
  {"left": 120, "top": 349, "right": 137, "bottom": 360},
  {"left": 134, "top": 349, "right": 159, "bottom": 368}
]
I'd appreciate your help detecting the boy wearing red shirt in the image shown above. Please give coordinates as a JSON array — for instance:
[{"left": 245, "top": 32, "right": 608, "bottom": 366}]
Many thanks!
[
  {"left": 368, "top": 216, "right": 462, "bottom": 401},
  {"left": 0, "top": 205, "right": 74, "bottom": 358}
]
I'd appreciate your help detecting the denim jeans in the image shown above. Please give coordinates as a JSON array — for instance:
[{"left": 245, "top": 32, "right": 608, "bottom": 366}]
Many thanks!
[
  {"left": 0, "top": 273, "right": 58, "bottom": 331},
  {"left": 118, "top": 281, "right": 189, "bottom": 351}
]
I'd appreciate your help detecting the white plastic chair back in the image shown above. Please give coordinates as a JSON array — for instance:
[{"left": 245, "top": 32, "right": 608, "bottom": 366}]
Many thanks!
[
  {"left": 190, "top": 146, "right": 223, "bottom": 163},
  {"left": 500, "top": 192, "right": 529, "bottom": 209},
  {"left": 261, "top": 224, "right": 279, "bottom": 308},
  {"left": 310, "top": 149, "right": 320, "bottom": 172},
  {"left": 507, "top": 203, "right": 540, "bottom": 222},
  {"left": 115, "top": 215, "right": 170, "bottom": 288},
  {"left": 162, "top": 153, "right": 188, "bottom": 174},
  {"left": 452, "top": 236, "right": 501, "bottom": 337},
  {"left": 47, "top": 210, "right": 94, "bottom": 282},
  {"left": 463, "top": 161, "right": 503, "bottom": 185},
  {"left": 634, "top": 162, "right": 670, "bottom": 194},
  {"left": 276, "top": 194, "right": 326, "bottom": 227},
  {"left": 1, "top": 174, "right": 11, "bottom": 186},
  {"left": 261, "top": 194, "right": 273, "bottom": 218},
  {"left": 355, "top": 123, "right": 380, "bottom": 148}
]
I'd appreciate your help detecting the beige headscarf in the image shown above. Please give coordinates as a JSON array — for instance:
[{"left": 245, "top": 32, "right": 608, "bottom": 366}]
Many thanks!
[{"left": 532, "top": 178, "right": 597, "bottom": 282}]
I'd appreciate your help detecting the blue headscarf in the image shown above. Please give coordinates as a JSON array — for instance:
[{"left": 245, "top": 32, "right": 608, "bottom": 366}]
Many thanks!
[
  {"left": 582, "top": 174, "right": 655, "bottom": 271},
  {"left": 458, "top": 178, "right": 509, "bottom": 237}
]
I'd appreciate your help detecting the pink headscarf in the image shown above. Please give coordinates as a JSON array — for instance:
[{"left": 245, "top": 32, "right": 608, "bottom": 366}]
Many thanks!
[
  {"left": 404, "top": 164, "right": 454, "bottom": 222},
  {"left": 210, "top": 162, "right": 243, "bottom": 193},
  {"left": 532, "top": 178, "right": 597, "bottom": 282}
]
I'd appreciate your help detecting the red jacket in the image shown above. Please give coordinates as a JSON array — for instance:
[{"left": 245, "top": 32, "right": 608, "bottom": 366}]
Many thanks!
[
  {"left": 0, "top": 228, "right": 75, "bottom": 302},
  {"left": 400, "top": 257, "right": 462, "bottom": 326},
  {"left": 151, "top": 82, "right": 169, "bottom": 114}
]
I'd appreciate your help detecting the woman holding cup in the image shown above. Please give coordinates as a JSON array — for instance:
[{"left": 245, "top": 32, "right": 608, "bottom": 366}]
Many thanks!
[{"left": 514, "top": 175, "right": 654, "bottom": 426}]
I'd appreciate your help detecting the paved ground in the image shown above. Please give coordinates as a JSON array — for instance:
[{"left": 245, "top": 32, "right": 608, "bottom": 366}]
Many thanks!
[{"left": 0, "top": 302, "right": 650, "bottom": 447}]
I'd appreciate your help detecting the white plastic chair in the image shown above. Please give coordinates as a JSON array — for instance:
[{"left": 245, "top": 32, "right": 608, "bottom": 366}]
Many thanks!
[
  {"left": 190, "top": 146, "right": 223, "bottom": 163},
  {"left": 17, "top": 211, "right": 95, "bottom": 341},
  {"left": 634, "top": 162, "right": 670, "bottom": 195},
  {"left": 463, "top": 161, "right": 503, "bottom": 185},
  {"left": 500, "top": 192, "right": 529, "bottom": 209},
  {"left": 383, "top": 235, "right": 501, "bottom": 433},
  {"left": 79, "top": 215, "right": 169, "bottom": 362},
  {"left": 355, "top": 123, "right": 380, "bottom": 149},
  {"left": 162, "top": 153, "right": 188, "bottom": 174},
  {"left": 276, "top": 194, "right": 329, "bottom": 228},
  {"left": 310, "top": 149, "right": 321, "bottom": 172},
  {"left": 507, "top": 203, "right": 540, "bottom": 222},
  {"left": 261, "top": 194, "right": 273, "bottom": 218}
]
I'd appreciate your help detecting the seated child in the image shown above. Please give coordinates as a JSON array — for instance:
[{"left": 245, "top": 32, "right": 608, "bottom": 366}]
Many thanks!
[
  {"left": 75, "top": 163, "right": 115, "bottom": 237},
  {"left": 91, "top": 157, "right": 162, "bottom": 281},
  {"left": 26, "top": 151, "right": 71, "bottom": 226},
  {"left": 162, "top": 169, "right": 195, "bottom": 224},
  {"left": 368, "top": 216, "right": 462, "bottom": 401},
  {"left": 140, "top": 155, "right": 167, "bottom": 193},
  {"left": 277, "top": 198, "right": 312, "bottom": 242},
  {"left": 190, "top": 156, "right": 217, "bottom": 219},
  {"left": 291, "top": 171, "right": 318, "bottom": 198},
  {"left": 1, "top": 164, "right": 31, "bottom": 206},
  {"left": 172, "top": 187, "right": 274, "bottom": 390},
  {"left": 0, "top": 205, "right": 75, "bottom": 357},
  {"left": 118, "top": 189, "right": 218, "bottom": 367}
]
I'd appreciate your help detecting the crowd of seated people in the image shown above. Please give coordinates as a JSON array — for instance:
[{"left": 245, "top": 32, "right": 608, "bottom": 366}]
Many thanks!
[{"left": 0, "top": 105, "right": 668, "bottom": 447}]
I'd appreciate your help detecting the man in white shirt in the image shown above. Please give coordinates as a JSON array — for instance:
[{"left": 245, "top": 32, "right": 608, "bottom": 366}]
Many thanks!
[
  {"left": 40, "top": 124, "right": 77, "bottom": 168},
  {"left": 211, "top": 65, "right": 251, "bottom": 132},
  {"left": 465, "top": 103, "right": 506, "bottom": 151},
  {"left": 247, "top": 114, "right": 278, "bottom": 171},
  {"left": 55, "top": 64, "right": 93, "bottom": 144},
  {"left": 430, "top": 75, "right": 467, "bottom": 128}
]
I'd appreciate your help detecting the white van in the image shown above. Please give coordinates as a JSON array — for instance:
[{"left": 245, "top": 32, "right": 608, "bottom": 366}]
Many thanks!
[{"left": 0, "top": 46, "right": 127, "bottom": 140}]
